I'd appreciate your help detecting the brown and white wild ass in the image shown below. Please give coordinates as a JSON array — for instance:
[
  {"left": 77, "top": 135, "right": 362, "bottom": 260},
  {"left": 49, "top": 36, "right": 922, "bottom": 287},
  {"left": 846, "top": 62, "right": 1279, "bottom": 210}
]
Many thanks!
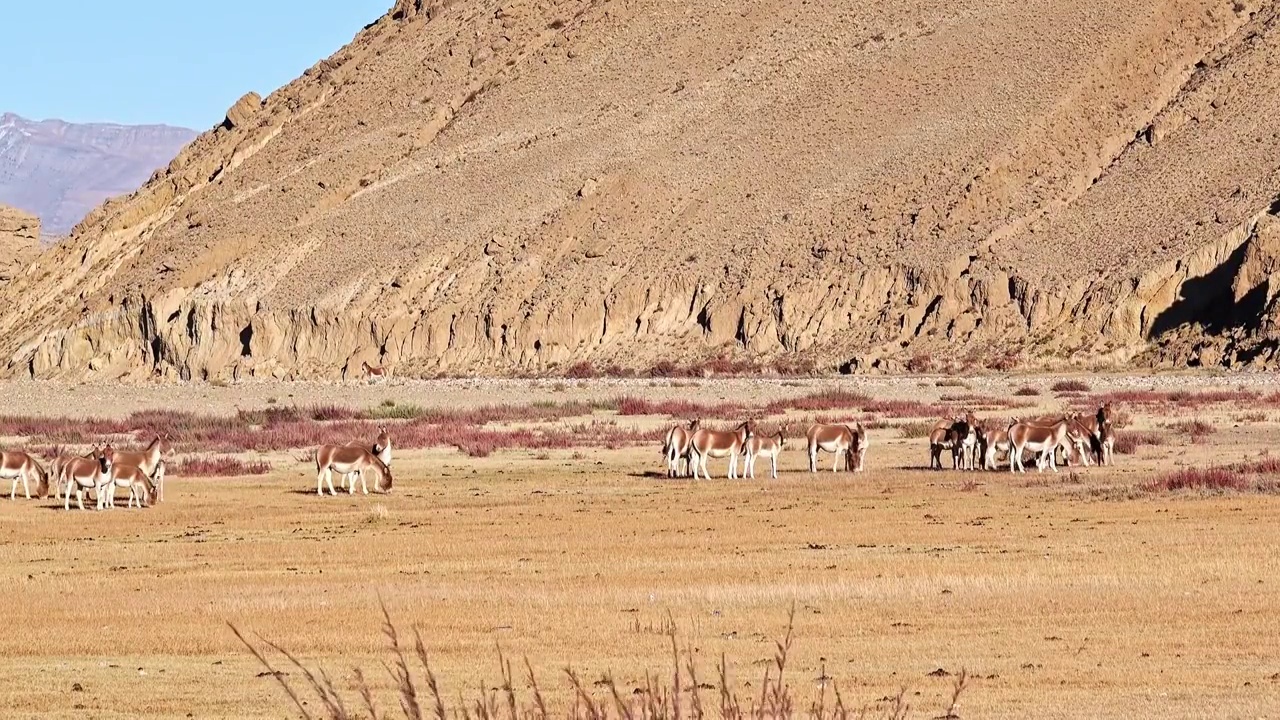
[
  {"left": 361, "top": 361, "right": 388, "bottom": 382},
  {"left": 62, "top": 446, "right": 114, "bottom": 510},
  {"left": 315, "top": 444, "right": 393, "bottom": 496},
  {"left": 980, "top": 423, "right": 1013, "bottom": 471},
  {"left": 742, "top": 430, "right": 785, "bottom": 479},
  {"left": 342, "top": 427, "right": 392, "bottom": 490},
  {"left": 110, "top": 436, "right": 168, "bottom": 503},
  {"left": 105, "top": 463, "right": 157, "bottom": 508},
  {"left": 928, "top": 419, "right": 954, "bottom": 470},
  {"left": 1097, "top": 422, "right": 1116, "bottom": 466},
  {"left": 1, "top": 451, "right": 48, "bottom": 499},
  {"left": 806, "top": 423, "right": 867, "bottom": 473},
  {"left": 662, "top": 419, "right": 700, "bottom": 478},
  {"left": 688, "top": 422, "right": 754, "bottom": 480},
  {"left": 949, "top": 413, "right": 980, "bottom": 471},
  {"left": 1007, "top": 416, "right": 1074, "bottom": 472}
]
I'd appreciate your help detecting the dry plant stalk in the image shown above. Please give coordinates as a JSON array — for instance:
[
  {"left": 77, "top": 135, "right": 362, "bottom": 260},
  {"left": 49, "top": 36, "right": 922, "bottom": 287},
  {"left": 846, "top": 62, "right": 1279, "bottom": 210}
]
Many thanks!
[{"left": 230, "top": 602, "right": 972, "bottom": 720}]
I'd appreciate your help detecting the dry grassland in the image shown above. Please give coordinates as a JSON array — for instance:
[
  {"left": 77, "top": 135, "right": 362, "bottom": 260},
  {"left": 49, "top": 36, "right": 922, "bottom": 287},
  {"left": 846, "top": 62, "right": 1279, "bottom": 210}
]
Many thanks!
[{"left": 2, "top": 376, "right": 1280, "bottom": 719}]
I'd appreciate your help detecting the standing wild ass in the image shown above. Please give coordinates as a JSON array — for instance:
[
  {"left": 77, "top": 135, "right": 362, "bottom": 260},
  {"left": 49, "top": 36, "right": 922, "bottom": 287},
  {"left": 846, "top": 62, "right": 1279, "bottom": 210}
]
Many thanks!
[{"left": 687, "top": 422, "right": 754, "bottom": 480}]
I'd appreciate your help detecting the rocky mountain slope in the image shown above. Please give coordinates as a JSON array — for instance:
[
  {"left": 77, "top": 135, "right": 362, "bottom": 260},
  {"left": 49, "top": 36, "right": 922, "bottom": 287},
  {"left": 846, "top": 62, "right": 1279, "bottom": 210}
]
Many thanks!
[
  {"left": 0, "top": 205, "right": 39, "bottom": 283},
  {"left": 0, "top": 113, "right": 195, "bottom": 235},
  {"left": 2, "top": 0, "right": 1279, "bottom": 380}
]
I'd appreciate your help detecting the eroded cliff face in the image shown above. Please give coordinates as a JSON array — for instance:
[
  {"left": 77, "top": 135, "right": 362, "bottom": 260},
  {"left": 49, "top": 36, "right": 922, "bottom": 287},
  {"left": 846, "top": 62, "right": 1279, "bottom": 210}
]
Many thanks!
[
  {"left": 0, "top": 205, "right": 39, "bottom": 284},
  {"left": 1, "top": 0, "right": 1278, "bottom": 380}
]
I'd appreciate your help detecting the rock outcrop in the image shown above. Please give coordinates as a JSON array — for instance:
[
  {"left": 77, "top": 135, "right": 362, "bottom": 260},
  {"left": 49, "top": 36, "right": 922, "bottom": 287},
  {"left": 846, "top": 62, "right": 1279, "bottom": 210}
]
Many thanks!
[
  {"left": 0, "top": 205, "right": 39, "bottom": 283},
  {"left": 0, "top": 0, "right": 1279, "bottom": 380}
]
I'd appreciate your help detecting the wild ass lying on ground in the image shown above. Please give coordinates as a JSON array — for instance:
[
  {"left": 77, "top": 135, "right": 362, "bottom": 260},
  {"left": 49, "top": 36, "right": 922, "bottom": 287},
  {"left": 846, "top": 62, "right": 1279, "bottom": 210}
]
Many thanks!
[
  {"left": 1, "top": 451, "right": 49, "bottom": 500},
  {"left": 662, "top": 419, "right": 700, "bottom": 477},
  {"left": 315, "top": 444, "right": 393, "bottom": 496},
  {"left": 742, "top": 430, "right": 785, "bottom": 479},
  {"left": 806, "top": 423, "right": 867, "bottom": 473},
  {"left": 688, "top": 422, "right": 754, "bottom": 480}
]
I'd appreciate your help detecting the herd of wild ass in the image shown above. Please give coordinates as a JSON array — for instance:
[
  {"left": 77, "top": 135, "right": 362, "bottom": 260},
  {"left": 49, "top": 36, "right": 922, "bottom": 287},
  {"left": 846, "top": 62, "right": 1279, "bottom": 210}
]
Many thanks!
[
  {"left": 1, "top": 399, "right": 1117, "bottom": 506},
  {"left": 1, "top": 427, "right": 394, "bottom": 509},
  {"left": 660, "top": 403, "right": 1117, "bottom": 478}
]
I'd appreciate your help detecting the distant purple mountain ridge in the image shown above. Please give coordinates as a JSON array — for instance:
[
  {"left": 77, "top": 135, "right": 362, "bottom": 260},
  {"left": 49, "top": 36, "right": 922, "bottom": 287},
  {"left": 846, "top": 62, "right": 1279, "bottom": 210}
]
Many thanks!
[{"left": 0, "top": 112, "right": 196, "bottom": 236}]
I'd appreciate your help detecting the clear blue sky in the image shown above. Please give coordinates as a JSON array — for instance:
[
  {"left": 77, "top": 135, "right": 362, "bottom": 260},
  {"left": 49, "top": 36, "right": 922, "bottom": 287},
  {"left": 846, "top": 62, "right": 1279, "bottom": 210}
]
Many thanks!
[{"left": 1, "top": 1, "right": 389, "bottom": 130}]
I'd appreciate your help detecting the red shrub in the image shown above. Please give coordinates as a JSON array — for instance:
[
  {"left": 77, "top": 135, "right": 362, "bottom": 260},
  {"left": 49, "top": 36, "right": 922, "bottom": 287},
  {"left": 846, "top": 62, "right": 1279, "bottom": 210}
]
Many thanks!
[
  {"left": 1051, "top": 380, "right": 1091, "bottom": 392},
  {"left": 938, "top": 394, "right": 1035, "bottom": 410},
  {"left": 1113, "top": 430, "right": 1163, "bottom": 455},
  {"left": 613, "top": 396, "right": 741, "bottom": 418},
  {"left": 648, "top": 360, "right": 683, "bottom": 378},
  {"left": 1143, "top": 467, "right": 1246, "bottom": 492},
  {"left": 1232, "top": 457, "right": 1280, "bottom": 475},
  {"left": 307, "top": 404, "right": 362, "bottom": 421},
  {"left": 862, "top": 398, "right": 949, "bottom": 418},
  {"left": 771, "top": 357, "right": 817, "bottom": 376},
  {"left": 1013, "top": 387, "right": 1041, "bottom": 396},
  {"left": 986, "top": 352, "right": 1019, "bottom": 372},
  {"left": 905, "top": 353, "right": 933, "bottom": 374},
  {"left": 564, "top": 361, "right": 597, "bottom": 379},
  {"left": 171, "top": 455, "right": 272, "bottom": 477},
  {"left": 1091, "top": 390, "right": 1166, "bottom": 405},
  {"left": 1168, "top": 389, "right": 1259, "bottom": 406},
  {"left": 1166, "top": 419, "right": 1215, "bottom": 440},
  {"left": 764, "top": 390, "right": 871, "bottom": 414}
]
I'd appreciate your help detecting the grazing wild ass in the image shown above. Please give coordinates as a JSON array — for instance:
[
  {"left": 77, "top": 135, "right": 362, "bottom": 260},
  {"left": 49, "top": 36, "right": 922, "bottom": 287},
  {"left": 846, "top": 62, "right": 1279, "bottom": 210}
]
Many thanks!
[
  {"left": 662, "top": 419, "right": 700, "bottom": 477},
  {"left": 343, "top": 427, "right": 392, "bottom": 490},
  {"left": 742, "top": 430, "right": 785, "bottom": 479},
  {"left": 315, "top": 444, "right": 393, "bottom": 496},
  {"left": 806, "top": 423, "right": 867, "bottom": 473},
  {"left": 1, "top": 451, "right": 49, "bottom": 500},
  {"left": 105, "top": 463, "right": 157, "bottom": 508},
  {"left": 110, "top": 436, "right": 168, "bottom": 503},
  {"left": 688, "top": 422, "right": 754, "bottom": 480},
  {"left": 62, "top": 446, "right": 114, "bottom": 510}
]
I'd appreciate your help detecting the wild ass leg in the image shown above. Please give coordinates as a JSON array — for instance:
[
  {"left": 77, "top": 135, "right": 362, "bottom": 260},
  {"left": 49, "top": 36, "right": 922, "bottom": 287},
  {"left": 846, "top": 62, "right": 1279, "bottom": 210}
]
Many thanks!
[{"left": 771, "top": 452, "right": 778, "bottom": 479}]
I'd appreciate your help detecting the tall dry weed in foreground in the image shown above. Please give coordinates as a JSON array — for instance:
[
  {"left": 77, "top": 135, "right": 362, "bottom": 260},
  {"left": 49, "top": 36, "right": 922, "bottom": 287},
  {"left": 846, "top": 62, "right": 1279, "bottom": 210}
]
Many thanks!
[{"left": 231, "top": 604, "right": 970, "bottom": 720}]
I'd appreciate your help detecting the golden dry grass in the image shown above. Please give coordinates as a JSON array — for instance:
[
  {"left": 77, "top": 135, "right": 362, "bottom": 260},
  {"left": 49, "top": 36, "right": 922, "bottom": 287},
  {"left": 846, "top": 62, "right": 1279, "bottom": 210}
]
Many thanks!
[{"left": 1, "top": 377, "right": 1279, "bottom": 719}]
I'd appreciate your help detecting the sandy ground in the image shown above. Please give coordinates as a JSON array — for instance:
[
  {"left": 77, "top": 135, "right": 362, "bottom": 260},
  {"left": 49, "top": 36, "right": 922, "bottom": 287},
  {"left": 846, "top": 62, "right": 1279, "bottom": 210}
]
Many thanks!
[
  {"left": 1, "top": 376, "right": 1279, "bottom": 719},
  {"left": 1, "top": 371, "right": 1276, "bottom": 418}
]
